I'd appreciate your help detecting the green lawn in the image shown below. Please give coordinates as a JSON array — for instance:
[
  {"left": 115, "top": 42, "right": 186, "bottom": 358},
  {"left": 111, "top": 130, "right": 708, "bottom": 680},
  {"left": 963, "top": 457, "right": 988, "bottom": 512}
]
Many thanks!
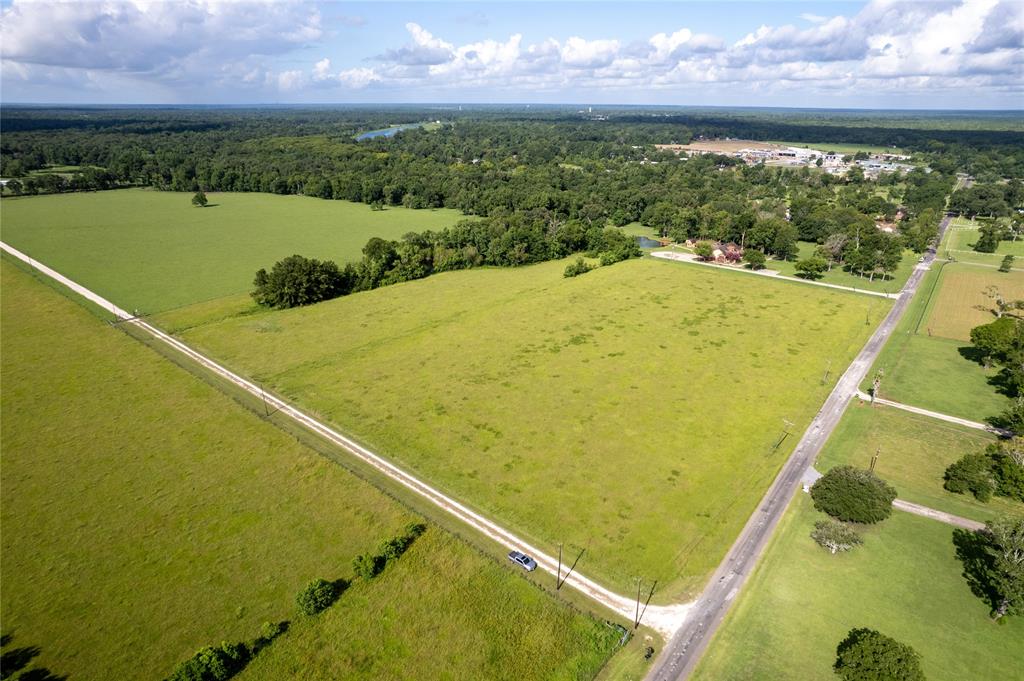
[
  {"left": 817, "top": 403, "right": 1022, "bottom": 522},
  {"left": 693, "top": 494, "right": 1024, "bottom": 681},
  {"left": 0, "top": 189, "right": 463, "bottom": 313},
  {"left": 941, "top": 218, "right": 1024, "bottom": 267},
  {"left": 0, "top": 259, "right": 617, "bottom": 680},
  {"left": 864, "top": 263, "right": 1011, "bottom": 422},
  {"left": 764, "top": 240, "right": 916, "bottom": 294},
  {"left": 920, "top": 263, "right": 1024, "bottom": 341},
  {"left": 162, "top": 255, "right": 888, "bottom": 600}
]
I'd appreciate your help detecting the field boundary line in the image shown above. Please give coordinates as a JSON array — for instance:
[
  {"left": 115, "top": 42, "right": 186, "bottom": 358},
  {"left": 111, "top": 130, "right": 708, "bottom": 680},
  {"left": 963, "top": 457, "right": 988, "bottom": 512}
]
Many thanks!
[
  {"left": 650, "top": 251, "right": 900, "bottom": 299},
  {"left": 0, "top": 240, "right": 690, "bottom": 637},
  {"left": 854, "top": 390, "right": 1010, "bottom": 436}
]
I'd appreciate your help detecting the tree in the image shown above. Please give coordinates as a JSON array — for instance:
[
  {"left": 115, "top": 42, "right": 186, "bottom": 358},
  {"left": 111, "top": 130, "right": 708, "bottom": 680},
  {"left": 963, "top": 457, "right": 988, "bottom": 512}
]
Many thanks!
[
  {"left": 986, "top": 516, "right": 1024, "bottom": 620},
  {"left": 794, "top": 256, "right": 827, "bottom": 280},
  {"left": 975, "top": 223, "right": 1002, "bottom": 253},
  {"left": 834, "top": 628, "right": 925, "bottom": 681},
  {"left": 743, "top": 249, "right": 766, "bottom": 270},
  {"left": 694, "top": 240, "right": 715, "bottom": 261},
  {"left": 295, "top": 578, "right": 340, "bottom": 616},
  {"left": 352, "top": 553, "right": 382, "bottom": 580},
  {"left": 810, "top": 465, "right": 897, "bottom": 524},
  {"left": 810, "top": 519, "right": 862, "bottom": 554},
  {"left": 1000, "top": 255, "right": 1015, "bottom": 273},
  {"left": 944, "top": 453, "right": 996, "bottom": 502},
  {"left": 251, "top": 255, "right": 348, "bottom": 309},
  {"left": 191, "top": 189, "right": 208, "bottom": 207}
]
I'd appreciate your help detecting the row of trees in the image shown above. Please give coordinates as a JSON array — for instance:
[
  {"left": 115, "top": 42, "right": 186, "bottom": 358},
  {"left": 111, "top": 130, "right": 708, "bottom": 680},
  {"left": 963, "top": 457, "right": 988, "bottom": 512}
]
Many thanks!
[
  {"left": 944, "top": 438, "right": 1024, "bottom": 503},
  {"left": 252, "top": 219, "right": 640, "bottom": 309},
  {"left": 949, "top": 181, "right": 1024, "bottom": 219}
]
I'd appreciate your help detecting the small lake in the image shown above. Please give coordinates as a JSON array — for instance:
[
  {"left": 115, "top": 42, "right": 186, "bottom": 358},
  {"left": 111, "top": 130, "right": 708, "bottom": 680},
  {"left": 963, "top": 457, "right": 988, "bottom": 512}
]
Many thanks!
[
  {"left": 636, "top": 236, "right": 662, "bottom": 248},
  {"left": 355, "top": 124, "right": 424, "bottom": 141}
]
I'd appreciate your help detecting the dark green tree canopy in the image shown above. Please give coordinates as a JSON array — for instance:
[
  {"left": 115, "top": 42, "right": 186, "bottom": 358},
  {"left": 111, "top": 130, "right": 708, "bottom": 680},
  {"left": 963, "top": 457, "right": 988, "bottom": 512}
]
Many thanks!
[
  {"left": 834, "top": 628, "right": 925, "bottom": 681},
  {"left": 295, "top": 578, "right": 341, "bottom": 616},
  {"left": 191, "top": 189, "right": 208, "bottom": 207},
  {"left": 810, "top": 465, "right": 897, "bottom": 524},
  {"left": 251, "top": 254, "right": 349, "bottom": 309}
]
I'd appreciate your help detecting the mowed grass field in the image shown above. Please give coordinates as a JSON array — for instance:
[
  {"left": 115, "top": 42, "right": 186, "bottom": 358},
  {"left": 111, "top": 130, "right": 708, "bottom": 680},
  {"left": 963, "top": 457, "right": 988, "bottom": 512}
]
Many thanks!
[
  {"left": 866, "top": 263, "right": 1011, "bottom": 421},
  {"left": 0, "top": 259, "right": 618, "bottom": 680},
  {"left": 0, "top": 189, "right": 463, "bottom": 313},
  {"left": 817, "top": 403, "right": 1021, "bottom": 522},
  {"left": 692, "top": 495, "right": 1024, "bottom": 681},
  {"left": 162, "top": 256, "right": 888, "bottom": 599},
  {"left": 921, "top": 263, "right": 1024, "bottom": 341},
  {"left": 942, "top": 218, "right": 1024, "bottom": 266}
]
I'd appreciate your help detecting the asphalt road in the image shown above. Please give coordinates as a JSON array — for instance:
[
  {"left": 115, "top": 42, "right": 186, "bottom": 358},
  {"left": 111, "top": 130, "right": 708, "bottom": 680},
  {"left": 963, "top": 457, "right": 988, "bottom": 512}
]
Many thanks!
[{"left": 646, "top": 217, "right": 953, "bottom": 681}]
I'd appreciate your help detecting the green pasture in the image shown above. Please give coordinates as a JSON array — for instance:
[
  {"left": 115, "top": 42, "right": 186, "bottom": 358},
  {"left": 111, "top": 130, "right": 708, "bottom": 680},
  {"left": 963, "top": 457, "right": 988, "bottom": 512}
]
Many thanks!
[
  {"left": 764, "top": 240, "right": 917, "bottom": 294},
  {"left": 941, "top": 217, "right": 1024, "bottom": 266},
  {"left": 693, "top": 494, "right": 1024, "bottom": 681},
  {"left": 765, "top": 140, "right": 909, "bottom": 155},
  {"left": 0, "top": 189, "right": 463, "bottom": 313},
  {"left": 817, "top": 403, "right": 1021, "bottom": 522},
  {"left": 865, "top": 264, "right": 1011, "bottom": 422},
  {"left": 163, "top": 256, "right": 888, "bottom": 600},
  {"left": 0, "top": 260, "right": 615, "bottom": 680}
]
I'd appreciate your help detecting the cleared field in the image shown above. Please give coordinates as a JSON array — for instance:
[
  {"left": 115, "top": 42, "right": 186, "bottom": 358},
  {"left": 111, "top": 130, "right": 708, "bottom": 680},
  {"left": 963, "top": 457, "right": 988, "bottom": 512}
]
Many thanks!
[
  {"left": 164, "top": 256, "right": 888, "bottom": 600},
  {"left": 817, "top": 403, "right": 1021, "bottom": 522},
  {"left": 921, "top": 263, "right": 1024, "bottom": 341},
  {"left": 0, "top": 260, "right": 617, "bottom": 680},
  {"left": 764, "top": 240, "right": 917, "bottom": 294},
  {"left": 692, "top": 494, "right": 1024, "bottom": 681},
  {"left": 865, "top": 265, "right": 1011, "bottom": 422},
  {"left": 0, "top": 189, "right": 463, "bottom": 313},
  {"left": 941, "top": 218, "right": 1024, "bottom": 266}
]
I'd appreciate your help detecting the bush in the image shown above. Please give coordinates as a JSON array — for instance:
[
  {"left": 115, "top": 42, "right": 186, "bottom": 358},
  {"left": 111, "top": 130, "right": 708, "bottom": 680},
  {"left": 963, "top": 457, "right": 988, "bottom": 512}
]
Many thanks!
[
  {"left": 353, "top": 553, "right": 383, "bottom": 580},
  {"left": 694, "top": 240, "right": 714, "bottom": 261},
  {"left": 794, "top": 256, "right": 827, "bottom": 280},
  {"left": 1000, "top": 254, "right": 1015, "bottom": 272},
  {"left": 834, "top": 628, "right": 925, "bottom": 681},
  {"left": 810, "top": 519, "right": 862, "bottom": 554},
  {"left": 564, "top": 257, "right": 595, "bottom": 278},
  {"left": 944, "top": 452, "right": 997, "bottom": 502},
  {"left": 295, "top": 578, "right": 340, "bottom": 616},
  {"left": 810, "top": 465, "right": 897, "bottom": 524},
  {"left": 168, "top": 642, "right": 248, "bottom": 681},
  {"left": 743, "top": 249, "right": 766, "bottom": 270}
]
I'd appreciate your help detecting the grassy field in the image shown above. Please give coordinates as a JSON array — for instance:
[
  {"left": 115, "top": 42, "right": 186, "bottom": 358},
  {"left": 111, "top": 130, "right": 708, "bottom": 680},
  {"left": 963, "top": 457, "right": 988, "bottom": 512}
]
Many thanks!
[
  {"left": 765, "top": 140, "right": 909, "bottom": 155},
  {"left": 160, "top": 255, "right": 888, "bottom": 600},
  {"left": 921, "top": 263, "right": 1024, "bottom": 341},
  {"left": 816, "top": 403, "right": 1022, "bottom": 522},
  {"left": 865, "top": 263, "right": 1011, "bottom": 421},
  {"left": 0, "top": 259, "right": 618, "bottom": 680},
  {"left": 764, "top": 240, "right": 917, "bottom": 294},
  {"left": 0, "top": 189, "right": 463, "bottom": 313},
  {"left": 692, "top": 494, "right": 1024, "bottom": 681},
  {"left": 941, "top": 218, "right": 1024, "bottom": 267}
]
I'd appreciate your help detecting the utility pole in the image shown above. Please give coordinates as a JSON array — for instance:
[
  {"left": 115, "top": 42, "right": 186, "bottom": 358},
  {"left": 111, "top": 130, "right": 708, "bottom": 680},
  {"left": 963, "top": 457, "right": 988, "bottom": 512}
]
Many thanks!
[
  {"left": 870, "top": 446, "right": 881, "bottom": 473},
  {"left": 557, "top": 543, "right": 562, "bottom": 591},
  {"left": 259, "top": 382, "right": 270, "bottom": 417},
  {"left": 773, "top": 419, "right": 794, "bottom": 450},
  {"left": 634, "top": 579, "right": 657, "bottom": 629},
  {"left": 821, "top": 359, "right": 832, "bottom": 386}
]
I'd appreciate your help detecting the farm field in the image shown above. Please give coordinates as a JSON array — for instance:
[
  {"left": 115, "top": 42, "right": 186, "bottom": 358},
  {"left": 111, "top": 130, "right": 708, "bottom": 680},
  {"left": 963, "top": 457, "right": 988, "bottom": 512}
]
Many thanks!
[
  {"left": 921, "top": 263, "right": 1024, "bottom": 341},
  {"left": 765, "top": 140, "right": 909, "bottom": 155},
  {"left": 0, "top": 189, "right": 463, "bottom": 313},
  {"left": 691, "top": 494, "right": 1024, "bottom": 681},
  {"left": 763, "top": 240, "right": 916, "bottom": 294},
  {"left": 865, "top": 264, "right": 1011, "bottom": 422},
  {"left": 816, "top": 403, "right": 1021, "bottom": 523},
  {"left": 162, "top": 255, "right": 889, "bottom": 600},
  {"left": 0, "top": 259, "right": 617, "bottom": 680}
]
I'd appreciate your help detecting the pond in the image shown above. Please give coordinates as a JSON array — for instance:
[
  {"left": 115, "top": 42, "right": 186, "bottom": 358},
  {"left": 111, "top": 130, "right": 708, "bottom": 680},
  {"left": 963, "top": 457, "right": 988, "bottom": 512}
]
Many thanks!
[
  {"left": 636, "top": 236, "right": 662, "bottom": 248},
  {"left": 355, "top": 123, "right": 424, "bottom": 141}
]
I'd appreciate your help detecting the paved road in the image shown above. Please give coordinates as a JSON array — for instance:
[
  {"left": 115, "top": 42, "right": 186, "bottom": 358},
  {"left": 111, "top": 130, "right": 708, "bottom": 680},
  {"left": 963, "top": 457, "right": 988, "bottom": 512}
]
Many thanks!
[
  {"left": 0, "top": 240, "right": 690, "bottom": 637},
  {"left": 646, "top": 216, "right": 953, "bottom": 681}
]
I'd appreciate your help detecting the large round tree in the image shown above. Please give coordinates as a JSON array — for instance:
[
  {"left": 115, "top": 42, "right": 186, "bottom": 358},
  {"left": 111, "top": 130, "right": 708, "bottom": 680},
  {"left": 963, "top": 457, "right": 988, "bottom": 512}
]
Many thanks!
[
  {"left": 811, "top": 465, "right": 897, "bottom": 524},
  {"left": 834, "top": 628, "right": 925, "bottom": 681}
]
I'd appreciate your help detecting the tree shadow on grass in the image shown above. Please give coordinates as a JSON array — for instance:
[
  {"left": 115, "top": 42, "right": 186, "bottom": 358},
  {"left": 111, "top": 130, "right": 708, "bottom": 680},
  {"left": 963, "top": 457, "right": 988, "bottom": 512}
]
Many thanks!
[
  {"left": 952, "top": 528, "right": 999, "bottom": 612},
  {"left": 0, "top": 646, "right": 41, "bottom": 679},
  {"left": 958, "top": 345, "right": 989, "bottom": 366}
]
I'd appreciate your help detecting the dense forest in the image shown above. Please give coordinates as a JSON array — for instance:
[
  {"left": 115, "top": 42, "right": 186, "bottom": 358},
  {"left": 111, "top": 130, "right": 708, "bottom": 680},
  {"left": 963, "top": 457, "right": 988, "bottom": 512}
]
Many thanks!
[{"left": 2, "top": 106, "right": 1022, "bottom": 299}]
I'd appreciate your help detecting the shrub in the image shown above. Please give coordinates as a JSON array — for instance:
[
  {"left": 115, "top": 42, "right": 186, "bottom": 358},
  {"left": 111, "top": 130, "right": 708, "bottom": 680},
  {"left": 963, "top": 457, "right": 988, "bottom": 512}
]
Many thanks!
[
  {"left": 168, "top": 642, "right": 249, "bottom": 681},
  {"left": 353, "top": 553, "right": 383, "bottom": 580},
  {"left": 810, "top": 519, "right": 862, "bottom": 554},
  {"left": 564, "top": 257, "right": 595, "bottom": 278},
  {"left": 794, "top": 256, "right": 827, "bottom": 280},
  {"left": 834, "top": 628, "right": 925, "bottom": 681},
  {"left": 251, "top": 254, "right": 350, "bottom": 309},
  {"left": 295, "top": 578, "right": 340, "bottom": 616},
  {"left": 693, "top": 240, "right": 715, "bottom": 261},
  {"left": 1000, "top": 254, "right": 1015, "bottom": 272},
  {"left": 944, "top": 452, "right": 997, "bottom": 502},
  {"left": 743, "top": 249, "right": 766, "bottom": 270},
  {"left": 810, "top": 465, "right": 897, "bottom": 524}
]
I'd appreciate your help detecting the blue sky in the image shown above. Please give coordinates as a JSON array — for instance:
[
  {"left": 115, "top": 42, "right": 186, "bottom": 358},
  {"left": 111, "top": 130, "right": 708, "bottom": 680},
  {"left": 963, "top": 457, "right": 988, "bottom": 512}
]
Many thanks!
[{"left": 2, "top": 1, "right": 1021, "bottom": 108}]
